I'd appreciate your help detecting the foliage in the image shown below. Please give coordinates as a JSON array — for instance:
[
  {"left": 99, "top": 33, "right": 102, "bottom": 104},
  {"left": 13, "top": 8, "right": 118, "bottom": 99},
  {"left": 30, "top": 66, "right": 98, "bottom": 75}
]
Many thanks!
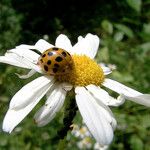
[{"left": 0, "top": 0, "right": 150, "bottom": 149}]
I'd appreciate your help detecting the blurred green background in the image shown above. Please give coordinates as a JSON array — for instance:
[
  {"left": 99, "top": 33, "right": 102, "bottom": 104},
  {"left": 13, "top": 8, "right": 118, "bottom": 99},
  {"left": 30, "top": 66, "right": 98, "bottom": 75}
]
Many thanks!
[{"left": 0, "top": 0, "right": 150, "bottom": 149}]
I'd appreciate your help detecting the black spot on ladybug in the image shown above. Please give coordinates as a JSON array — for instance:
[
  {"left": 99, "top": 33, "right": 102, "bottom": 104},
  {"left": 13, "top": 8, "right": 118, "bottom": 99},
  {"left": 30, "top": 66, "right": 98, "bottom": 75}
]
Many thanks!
[
  {"left": 62, "top": 51, "right": 67, "bottom": 57},
  {"left": 54, "top": 63, "right": 60, "bottom": 68},
  {"left": 47, "top": 60, "right": 51, "bottom": 65},
  {"left": 48, "top": 52, "right": 53, "bottom": 56},
  {"left": 52, "top": 47, "right": 59, "bottom": 51},
  {"left": 53, "top": 68, "right": 58, "bottom": 73},
  {"left": 55, "top": 56, "right": 63, "bottom": 62},
  {"left": 44, "top": 65, "right": 48, "bottom": 71},
  {"left": 42, "top": 54, "right": 46, "bottom": 57},
  {"left": 40, "top": 59, "right": 43, "bottom": 63}
]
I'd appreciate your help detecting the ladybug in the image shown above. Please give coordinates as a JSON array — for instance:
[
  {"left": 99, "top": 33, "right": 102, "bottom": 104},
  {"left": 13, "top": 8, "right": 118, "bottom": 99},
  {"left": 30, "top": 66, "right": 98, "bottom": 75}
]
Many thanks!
[{"left": 38, "top": 47, "right": 73, "bottom": 75}]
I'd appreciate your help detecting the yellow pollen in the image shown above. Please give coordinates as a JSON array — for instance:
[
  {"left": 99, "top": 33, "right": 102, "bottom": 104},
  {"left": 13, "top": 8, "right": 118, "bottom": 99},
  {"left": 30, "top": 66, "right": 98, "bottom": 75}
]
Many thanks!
[{"left": 56, "top": 55, "right": 105, "bottom": 86}]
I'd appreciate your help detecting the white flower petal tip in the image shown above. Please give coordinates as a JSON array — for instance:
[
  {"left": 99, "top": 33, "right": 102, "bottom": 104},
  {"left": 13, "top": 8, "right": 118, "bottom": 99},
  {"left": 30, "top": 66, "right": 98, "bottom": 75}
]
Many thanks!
[
  {"left": 72, "top": 33, "right": 100, "bottom": 59},
  {"left": 15, "top": 69, "right": 36, "bottom": 79},
  {"left": 78, "top": 36, "right": 83, "bottom": 42},
  {"left": 115, "top": 94, "right": 126, "bottom": 106},
  {"left": 75, "top": 87, "right": 114, "bottom": 145},
  {"left": 125, "top": 94, "right": 150, "bottom": 107},
  {"left": 105, "top": 94, "right": 125, "bottom": 107},
  {"left": 102, "top": 79, "right": 150, "bottom": 107},
  {"left": 101, "top": 66, "right": 112, "bottom": 75},
  {"left": 34, "top": 105, "right": 52, "bottom": 127},
  {"left": 34, "top": 84, "right": 67, "bottom": 127},
  {"left": 2, "top": 109, "right": 18, "bottom": 133},
  {"left": 35, "top": 39, "right": 54, "bottom": 53},
  {"left": 85, "top": 33, "right": 100, "bottom": 58},
  {"left": 55, "top": 34, "right": 72, "bottom": 53},
  {"left": 86, "top": 84, "right": 124, "bottom": 107}
]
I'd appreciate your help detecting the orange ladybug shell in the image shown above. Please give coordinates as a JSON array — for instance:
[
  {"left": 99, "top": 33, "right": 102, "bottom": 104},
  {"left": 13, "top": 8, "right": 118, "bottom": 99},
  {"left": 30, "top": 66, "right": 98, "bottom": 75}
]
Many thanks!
[{"left": 38, "top": 47, "right": 73, "bottom": 75}]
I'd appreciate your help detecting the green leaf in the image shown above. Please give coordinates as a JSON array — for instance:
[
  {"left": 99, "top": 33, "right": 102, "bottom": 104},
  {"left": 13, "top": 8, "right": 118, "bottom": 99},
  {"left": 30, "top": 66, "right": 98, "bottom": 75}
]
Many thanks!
[
  {"left": 126, "top": 0, "right": 142, "bottom": 12},
  {"left": 130, "top": 135, "right": 144, "bottom": 150},
  {"left": 97, "top": 47, "right": 109, "bottom": 62},
  {"left": 0, "top": 137, "right": 8, "bottom": 146},
  {"left": 114, "top": 31, "right": 124, "bottom": 41},
  {"left": 143, "top": 23, "right": 150, "bottom": 34},
  {"left": 101, "top": 20, "right": 113, "bottom": 34},
  {"left": 141, "top": 115, "right": 150, "bottom": 128},
  {"left": 114, "top": 23, "right": 134, "bottom": 38},
  {"left": 139, "top": 42, "right": 150, "bottom": 52},
  {"left": 57, "top": 138, "right": 67, "bottom": 150}
]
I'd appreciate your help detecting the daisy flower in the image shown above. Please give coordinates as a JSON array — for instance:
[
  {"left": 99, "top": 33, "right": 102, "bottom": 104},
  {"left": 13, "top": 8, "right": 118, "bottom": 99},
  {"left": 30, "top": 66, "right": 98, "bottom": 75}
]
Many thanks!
[{"left": 0, "top": 33, "right": 150, "bottom": 146}]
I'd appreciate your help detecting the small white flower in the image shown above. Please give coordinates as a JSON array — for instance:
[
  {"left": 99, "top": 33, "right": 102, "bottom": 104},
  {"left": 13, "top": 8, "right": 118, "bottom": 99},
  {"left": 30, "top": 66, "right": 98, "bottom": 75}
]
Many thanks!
[
  {"left": 71, "top": 124, "right": 91, "bottom": 139},
  {"left": 77, "top": 137, "right": 92, "bottom": 149},
  {"left": 94, "top": 143, "right": 109, "bottom": 150},
  {"left": 0, "top": 33, "right": 150, "bottom": 146},
  {"left": 71, "top": 124, "right": 80, "bottom": 137}
]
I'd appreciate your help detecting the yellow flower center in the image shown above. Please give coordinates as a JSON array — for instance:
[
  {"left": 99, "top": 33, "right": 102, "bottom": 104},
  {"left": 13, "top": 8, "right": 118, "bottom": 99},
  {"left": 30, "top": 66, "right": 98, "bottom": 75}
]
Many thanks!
[{"left": 56, "top": 54, "right": 105, "bottom": 86}]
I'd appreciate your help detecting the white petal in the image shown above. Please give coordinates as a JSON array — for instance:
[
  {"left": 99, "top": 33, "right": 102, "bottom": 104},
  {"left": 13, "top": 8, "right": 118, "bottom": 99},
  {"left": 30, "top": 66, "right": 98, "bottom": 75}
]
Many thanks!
[
  {"left": 75, "top": 87, "right": 114, "bottom": 145},
  {"left": 108, "top": 94, "right": 125, "bottom": 107},
  {"left": 15, "top": 69, "right": 36, "bottom": 79},
  {"left": 16, "top": 45, "right": 37, "bottom": 51},
  {"left": 35, "top": 39, "right": 54, "bottom": 53},
  {"left": 103, "top": 78, "right": 141, "bottom": 96},
  {"left": 9, "top": 76, "right": 54, "bottom": 110},
  {"left": 86, "top": 85, "right": 125, "bottom": 107},
  {"left": 72, "top": 33, "right": 100, "bottom": 59},
  {"left": 0, "top": 55, "right": 28, "bottom": 68},
  {"left": 125, "top": 94, "right": 150, "bottom": 107},
  {"left": 101, "top": 66, "right": 112, "bottom": 75},
  {"left": 34, "top": 84, "right": 66, "bottom": 127},
  {"left": 55, "top": 34, "right": 72, "bottom": 53},
  {"left": 9, "top": 47, "right": 40, "bottom": 63},
  {"left": 78, "top": 36, "right": 84, "bottom": 42},
  {"left": 3, "top": 76, "right": 54, "bottom": 133},
  {"left": 45, "top": 83, "right": 57, "bottom": 99},
  {"left": 61, "top": 82, "right": 73, "bottom": 91},
  {"left": 0, "top": 47, "right": 39, "bottom": 69},
  {"left": 103, "top": 78, "right": 150, "bottom": 107},
  {"left": 85, "top": 85, "right": 117, "bottom": 129},
  {"left": 5, "top": 50, "right": 42, "bottom": 73}
]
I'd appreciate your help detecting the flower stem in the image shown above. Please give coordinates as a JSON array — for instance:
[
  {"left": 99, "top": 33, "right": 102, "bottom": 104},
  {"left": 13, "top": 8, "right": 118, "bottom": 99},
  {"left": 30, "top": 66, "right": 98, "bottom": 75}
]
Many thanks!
[
  {"left": 57, "top": 138, "right": 67, "bottom": 150},
  {"left": 56, "top": 90, "right": 78, "bottom": 147}
]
